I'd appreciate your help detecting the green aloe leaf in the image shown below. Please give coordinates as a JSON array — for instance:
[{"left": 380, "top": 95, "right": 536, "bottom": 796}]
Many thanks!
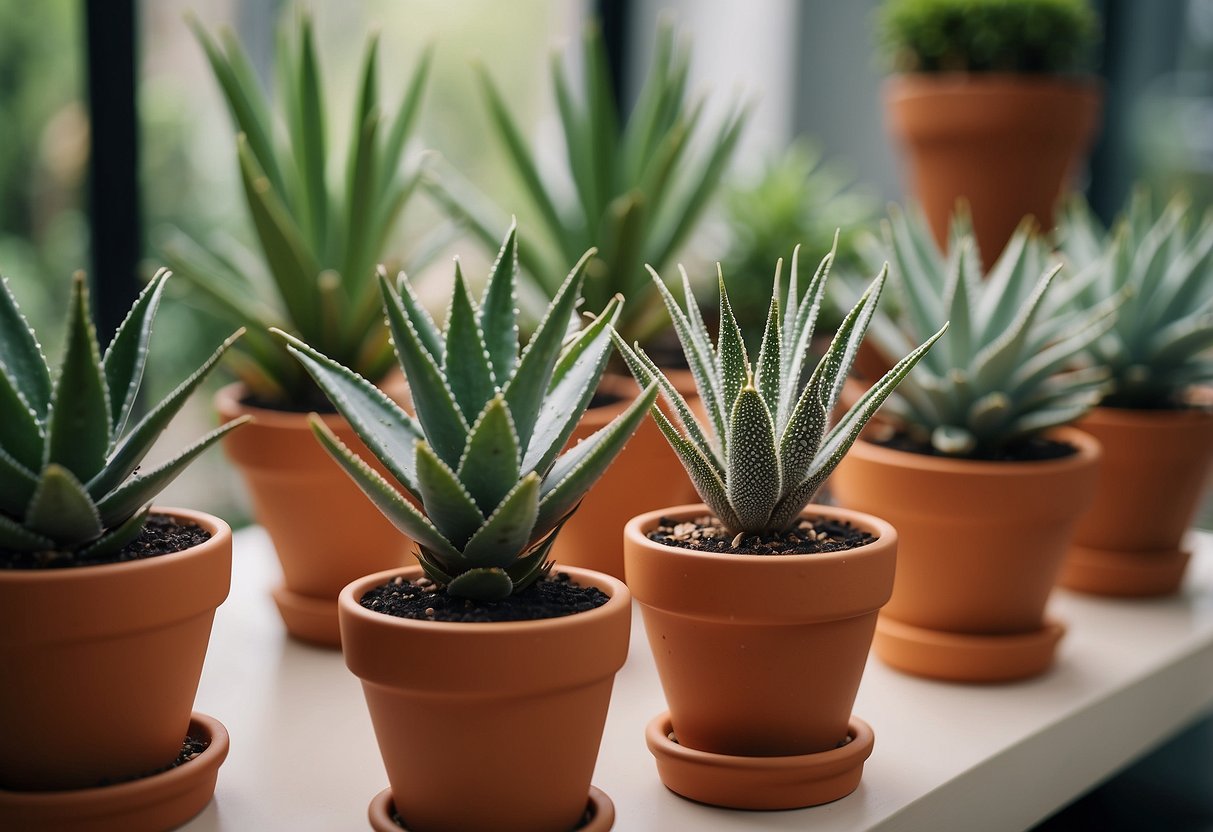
[
  {"left": 0, "top": 444, "right": 37, "bottom": 518},
  {"left": 462, "top": 473, "right": 541, "bottom": 568},
  {"left": 26, "top": 464, "right": 103, "bottom": 546},
  {"left": 103, "top": 270, "right": 169, "bottom": 438},
  {"left": 650, "top": 406, "right": 741, "bottom": 530},
  {"left": 446, "top": 567, "right": 515, "bottom": 601},
  {"left": 726, "top": 386, "right": 780, "bottom": 532},
  {"left": 715, "top": 267, "right": 749, "bottom": 436},
  {"left": 0, "top": 512, "right": 54, "bottom": 553},
  {"left": 457, "top": 396, "right": 522, "bottom": 516},
  {"left": 293, "top": 17, "right": 328, "bottom": 253},
  {"left": 0, "top": 366, "right": 43, "bottom": 472},
  {"left": 0, "top": 277, "right": 50, "bottom": 417},
  {"left": 479, "top": 224, "right": 522, "bottom": 383},
  {"left": 393, "top": 271, "right": 444, "bottom": 363},
  {"left": 415, "top": 440, "right": 484, "bottom": 550},
  {"left": 753, "top": 271, "right": 783, "bottom": 419},
  {"left": 45, "top": 274, "right": 111, "bottom": 483},
  {"left": 77, "top": 507, "right": 149, "bottom": 560},
  {"left": 444, "top": 263, "right": 497, "bottom": 422}
]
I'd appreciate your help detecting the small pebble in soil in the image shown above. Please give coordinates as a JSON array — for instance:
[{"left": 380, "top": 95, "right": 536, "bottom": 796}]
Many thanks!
[
  {"left": 361, "top": 571, "right": 609, "bottom": 622},
  {"left": 648, "top": 516, "right": 874, "bottom": 555},
  {"left": 0, "top": 514, "right": 211, "bottom": 570}
]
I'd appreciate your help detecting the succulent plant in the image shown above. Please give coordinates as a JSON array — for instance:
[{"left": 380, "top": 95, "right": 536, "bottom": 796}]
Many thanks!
[
  {"left": 0, "top": 271, "right": 246, "bottom": 565},
  {"left": 275, "top": 226, "right": 657, "bottom": 601},
  {"left": 862, "top": 206, "right": 1119, "bottom": 458},
  {"left": 427, "top": 22, "right": 745, "bottom": 346},
  {"left": 613, "top": 243, "right": 946, "bottom": 535},
  {"left": 162, "top": 16, "right": 433, "bottom": 409},
  {"left": 878, "top": 0, "right": 1099, "bottom": 74},
  {"left": 1057, "top": 193, "right": 1213, "bottom": 409}
]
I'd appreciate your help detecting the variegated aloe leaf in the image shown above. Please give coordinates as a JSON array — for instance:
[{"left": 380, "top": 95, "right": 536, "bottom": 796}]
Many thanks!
[
  {"left": 861, "top": 204, "right": 1119, "bottom": 457},
  {"left": 0, "top": 271, "right": 246, "bottom": 563},
  {"left": 617, "top": 249, "right": 945, "bottom": 535},
  {"left": 284, "top": 226, "right": 653, "bottom": 600}
]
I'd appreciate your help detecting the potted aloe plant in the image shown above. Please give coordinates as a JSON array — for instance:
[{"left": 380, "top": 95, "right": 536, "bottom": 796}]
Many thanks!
[
  {"left": 428, "top": 23, "right": 745, "bottom": 580},
  {"left": 615, "top": 244, "right": 945, "bottom": 810},
  {"left": 1055, "top": 193, "right": 1213, "bottom": 597},
  {"left": 880, "top": 0, "right": 1102, "bottom": 267},
  {"left": 162, "top": 18, "right": 433, "bottom": 646},
  {"left": 831, "top": 206, "right": 1115, "bottom": 682},
  {"left": 0, "top": 272, "right": 246, "bottom": 831},
  {"left": 274, "top": 225, "right": 655, "bottom": 832}
]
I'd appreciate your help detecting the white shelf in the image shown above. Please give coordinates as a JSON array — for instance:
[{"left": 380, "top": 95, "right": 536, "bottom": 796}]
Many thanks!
[{"left": 187, "top": 528, "right": 1213, "bottom": 831}]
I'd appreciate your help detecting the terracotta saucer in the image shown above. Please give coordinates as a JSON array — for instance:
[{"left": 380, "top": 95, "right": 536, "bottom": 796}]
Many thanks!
[
  {"left": 368, "top": 785, "right": 615, "bottom": 831},
  {"left": 645, "top": 713, "right": 874, "bottom": 810},
  {"left": 0, "top": 712, "right": 228, "bottom": 832},
  {"left": 273, "top": 583, "right": 341, "bottom": 648},
  {"left": 875, "top": 615, "right": 1066, "bottom": 683},
  {"left": 1059, "top": 545, "right": 1190, "bottom": 598}
]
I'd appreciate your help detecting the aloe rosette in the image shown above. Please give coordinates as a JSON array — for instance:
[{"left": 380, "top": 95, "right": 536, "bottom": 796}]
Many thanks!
[
  {"left": 1057, "top": 193, "right": 1213, "bottom": 408},
  {"left": 863, "top": 206, "right": 1120, "bottom": 457},
  {"left": 0, "top": 271, "right": 246, "bottom": 564},
  {"left": 276, "top": 226, "right": 656, "bottom": 601},
  {"left": 614, "top": 240, "right": 947, "bottom": 535}
]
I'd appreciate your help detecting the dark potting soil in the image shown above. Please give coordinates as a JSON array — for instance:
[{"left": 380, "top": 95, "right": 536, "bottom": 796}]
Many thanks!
[
  {"left": 391, "top": 802, "right": 599, "bottom": 831},
  {"left": 361, "top": 571, "right": 610, "bottom": 623},
  {"left": 647, "top": 515, "right": 875, "bottom": 555},
  {"left": 240, "top": 390, "right": 339, "bottom": 414},
  {"left": 0, "top": 514, "right": 212, "bottom": 570},
  {"left": 874, "top": 433, "right": 1077, "bottom": 462},
  {"left": 588, "top": 388, "right": 625, "bottom": 410},
  {"left": 98, "top": 735, "right": 210, "bottom": 786}
]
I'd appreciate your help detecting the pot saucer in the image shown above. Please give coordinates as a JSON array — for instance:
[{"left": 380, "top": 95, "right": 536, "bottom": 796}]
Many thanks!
[
  {"left": 644, "top": 712, "right": 874, "bottom": 810},
  {"left": 0, "top": 712, "right": 228, "bottom": 832},
  {"left": 368, "top": 785, "right": 615, "bottom": 831},
  {"left": 875, "top": 615, "right": 1066, "bottom": 683},
  {"left": 1059, "top": 545, "right": 1190, "bottom": 598},
  {"left": 273, "top": 583, "right": 341, "bottom": 648}
]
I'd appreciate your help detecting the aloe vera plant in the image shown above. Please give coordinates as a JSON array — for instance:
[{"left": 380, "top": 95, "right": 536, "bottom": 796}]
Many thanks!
[
  {"left": 863, "top": 206, "right": 1119, "bottom": 457},
  {"left": 162, "top": 17, "right": 432, "bottom": 409},
  {"left": 1057, "top": 193, "right": 1213, "bottom": 408},
  {"left": 428, "top": 23, "right": 745, "bottom": 345},
  {"left": 275, "top": 226, "right": 657, "bottom": 601},
  {"left": 0, "top": 271, "right": 246, "bottom": 565},
  {"left": 614, "top": 242, "right": 946, "bottom": 535}
]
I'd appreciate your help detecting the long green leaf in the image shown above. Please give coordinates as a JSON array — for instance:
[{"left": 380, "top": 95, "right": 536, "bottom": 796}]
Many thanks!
[
  {"left": 444, "top": 264, "right": 497, "bottom": 421},
  {"left": 479, "top": 224, "right": 521, "bottom": 382},
  {"left": 0, "top": 512, "right": 54, "bottom": 553},
  {"left": 45, "top": 274, "right": 110, "bottom": 482},
  {"left": 0, "top": 444, "right": 37, "bottom": 517},
  {"left": 0, "top": 365, "right": 43, "bottom": 472},
  {"left": 0, "top": 276, "right": 50, "bottom": 416},
  {"left": 25, "top": 464, "right": 102, "bottom": 545},
  {"left": 462, "top": 473, "right": 541, "bottom": 568},
  {"left": 457, "top": 396, "right": 521, "bottom": 516},
  {"left": 414, "top": 440, "right": 484, "bottom": 550},
  {"left": 102, "top": 270, "right": 169, "bottom": 440},
  {"left": 726, "top": 386, "right": 780, "bottom": 531}
]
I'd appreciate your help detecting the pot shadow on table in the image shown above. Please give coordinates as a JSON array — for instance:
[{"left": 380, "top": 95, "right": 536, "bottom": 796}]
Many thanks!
[{"left": 1033, "top": 488, "right": 1213, "bottom": 832}]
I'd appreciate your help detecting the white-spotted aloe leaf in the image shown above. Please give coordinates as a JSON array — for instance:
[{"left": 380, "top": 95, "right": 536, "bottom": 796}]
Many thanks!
[
  {"left": 457, "top": 396, "right": 522, "bottom": 515},
  {"left": 103, "top": 269, "right": 169, "bottom": 439},
  {"left": 0, "top": 277, "right": 50, "bottom": 417},
  {"left": 25, "top": 465, "right": 103, "bottom": 546},
  {"left": 414, "top": 440, "right": 484, "bottom": 550}
]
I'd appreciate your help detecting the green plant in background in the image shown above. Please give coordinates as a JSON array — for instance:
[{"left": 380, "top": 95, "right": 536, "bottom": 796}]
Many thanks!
[
  {"left": 1057, "top": 192, "right": 1213, "bottom": 409},
  {"left": 720, "top": 140, "right": 877, "bottom": 343},
  {"left": 428, "top": 22, "right": 746, "bottom": 346},
  {"left": 863, "top": 206, "right": 1119, "bottom": 458},
  {"left": 614, "top": 245, "right": 945, "bottom": 535},
  {"left": 878, "top": 0, "right": 1099, "bottom": 74},
  {"left": 275, "top": 226, "right": 656, "bottom": 601},
  {"left": 162, "top": 16, "right": 432, "bottom": 410},
  {"left": 0, "top": 271, "right": 247, "bottom": 566}
]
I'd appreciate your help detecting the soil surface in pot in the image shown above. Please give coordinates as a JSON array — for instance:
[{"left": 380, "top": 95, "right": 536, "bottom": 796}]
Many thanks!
[
  {"left": 0, "top": 514, "right": 211, "bottom": 570},
  {"left": 875, "top": 433, "right": 1076, "bottom": 462},
  {"left": 98, "top": 735, "right": 211, "bottom": 787},
  {"left": 390, "top": 799, "right": 600, "bottom": 832},
  {"left": 240, "top": 389, "right": 340, "bottom": 414},
  {"left": 647, "top": 515, "right": 874, "bottom": 555},
  {"left": 360, "top": 571, "right": 609, "bottom": 623}
]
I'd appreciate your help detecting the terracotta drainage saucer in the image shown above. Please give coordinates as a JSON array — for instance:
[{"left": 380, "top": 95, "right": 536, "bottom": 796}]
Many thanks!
[
  {"left": 875, "top": 615, "right": 1066, "bottom": 683},
  {"left": 368, "top": 785, "right": 616, "bottom": 831},
  {"left": 272, "top": 583, "right": 342, "bottom": 648},
  {"left": 0, "top": 712, "right": 228, "bottom": 832},
  {"left": 1060, "top": 545, "right": 1190, "bottom": 598},
  {"left": 644, "top": 713, "right": 874, "bottom": 810}
]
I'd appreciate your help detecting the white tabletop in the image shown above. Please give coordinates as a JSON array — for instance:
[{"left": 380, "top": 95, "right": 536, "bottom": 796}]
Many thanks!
[{"left": 186, "top": 528, "right": 1213, "bottom": 831}]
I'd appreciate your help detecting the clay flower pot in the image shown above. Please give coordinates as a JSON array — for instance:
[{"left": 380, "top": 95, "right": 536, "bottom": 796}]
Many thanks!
[
  {"left": 1061, "top": 407, "right": 1213, "bottom": 597},
  {"left": 550, "top": 372, "right": 700, "bottom": 580},
  {"left": 886, "top": 74, "right": 1101, "bottom": 268},
  {"left": 623, "top": 504, "right": 896, "bottom": 809},
  {"left": 0, "top": 508, "right": 231, "bottom": 831},
  {"left": 216, "top": 382, "right": 414, "bottom": 647},
  {"left": 831, "top": 428, "right": 1101, "bottom": 682},
  {"left": 339, "top": 565, "right": 630, "bottom": 832}
]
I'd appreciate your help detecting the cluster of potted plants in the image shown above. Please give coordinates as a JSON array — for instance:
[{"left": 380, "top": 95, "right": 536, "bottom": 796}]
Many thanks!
[{"left": 4, "top": 2, "right": 1213, "bottom": 831}]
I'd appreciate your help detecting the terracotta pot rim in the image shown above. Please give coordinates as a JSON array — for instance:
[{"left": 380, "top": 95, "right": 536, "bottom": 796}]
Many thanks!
[
  {"left": 885, "top": 73, "right": 1101, "bottom": 94},
  {"left": 338, "top": 564, "right": 629, "bottom": 636},
  {"left": 624, "top": 503, "right": 896, "bottom": 567},
  {"left": 214, "top": 381, "right": 364, "bottom": 431},
  {"left": 367, "top": 784, "right": 615, "bottom": 832},
  {"left": 1083, "top": 405, "right": 1213, "bottom": 427},
  {"left": 849, "top": 426, "right": 1101, "bottom": 477},
  {"left": 0, "top": 506, "right": 229, "bottom": 586}
]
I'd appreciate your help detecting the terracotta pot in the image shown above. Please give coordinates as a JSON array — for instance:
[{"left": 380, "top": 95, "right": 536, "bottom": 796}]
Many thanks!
[
  {"left": 623, "top": 503, "right": 894, "bottom": 808},
  {"left": 0, "top": 508, "right": 230, "bottom": 794},
  {"left": 1061, "top": 407, "right": 1213, "bottom": 597},
  {"left": 886, "top": 74, "right": 1101, "bottom": 268},
  {"left": 216, "top": 382, "right": 414, "bottom": 647},
  {"left": 339, "top": 565, "right": 630, "bottom": 832},
  {"left": 550, "top": 372, "right": 699, "bottom": 580},
  {"left": 831, "top": 428, "right": 1101, "bottom": 682}
]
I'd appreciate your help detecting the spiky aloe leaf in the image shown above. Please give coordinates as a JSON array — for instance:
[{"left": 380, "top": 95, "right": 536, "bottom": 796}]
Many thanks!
[
  {"left": 415, "top": 441, "right": 484, "bottom": 550},
  {"left": 103, "top": 269, "right": 169, "bottom": 438},
  {"left": 726, "top": 386, "right": 780, "bottom": 531},
  {"left": 25, "top": 465, "right": 103, "bottom": 546},
  {"left": 0, "top": 445, "right": 37, "bottom": 517},
  {"left": 462, "top": 473, "right": 541, "bottom": 569},
  {"left": 443, "top": 264, "right": 497, "bottom": 422},
  {"left": 0, "top": 513, "right": 54, "bottom": 553},
  {"left": 0, "top": 277, "right": 50, "bottom": 417},
  {"left": 0, "top": 365, "right": 42, "bottom": 472},
  {"left": 457, "top": 396, "right": 522, "bottom": 515},
  {"left": 446, "top": 568, "right": 515, "bottom": 602},
  {"left": 480, "top": 225, "right": 521, "bottom": 380}
]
